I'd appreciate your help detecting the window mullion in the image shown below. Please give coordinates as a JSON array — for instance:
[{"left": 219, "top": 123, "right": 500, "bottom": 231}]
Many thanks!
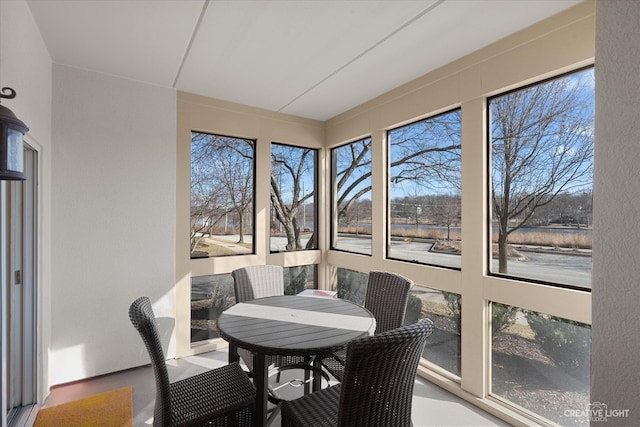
[{"left": 460, "top": 98, "right": 489, "bottom": 397}]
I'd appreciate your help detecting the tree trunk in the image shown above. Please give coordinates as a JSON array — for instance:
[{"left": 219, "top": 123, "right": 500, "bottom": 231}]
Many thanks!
[
  {"left": 283, "top": 218, "right": 302, "bottom": 250},
  {"left": 237, "top": 209, "right": 245, "bottom": 243},
  {"left": 498, "top": 225, "right": 509, "bottom": 274}
]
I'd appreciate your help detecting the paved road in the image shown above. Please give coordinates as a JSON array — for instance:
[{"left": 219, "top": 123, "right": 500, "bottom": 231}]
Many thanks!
[{"left": 210, "top": 235, "right": 592, "bottom": 289}]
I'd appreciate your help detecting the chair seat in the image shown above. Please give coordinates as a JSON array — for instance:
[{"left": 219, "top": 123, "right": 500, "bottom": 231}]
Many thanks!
[
  {"left": 169, "top": 362, "right": 255, "bottom": 427},
  {"left": 282, "top": 318, "right": 434, "bottom": 427},
  {"left": 280, "top": 384, "right": 341, "bottom": 427}
]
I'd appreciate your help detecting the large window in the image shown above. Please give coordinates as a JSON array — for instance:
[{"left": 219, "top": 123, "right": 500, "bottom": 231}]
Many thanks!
[
  {"left": 491, "top": 303, "right": 590, "bottom": 426},
  {"left": 270, "top": 143, "right": 317, "bottom": 252},
  {"left": 331, "top": 137, "right": 372, "bottom": 255},
  {"left": 190, "top": 132, "right": 255, "bottom": 258},
  {"left": 489, "top": 68, "right": 594, "bottom": 289},
  {"left": 388, "top": 109, "right": 462, "bottom": 268}
]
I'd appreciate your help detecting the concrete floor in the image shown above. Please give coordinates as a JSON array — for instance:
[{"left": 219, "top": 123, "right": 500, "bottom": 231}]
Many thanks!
[{"left": 39, "top": 348, "right": 510, "bottom": 427}]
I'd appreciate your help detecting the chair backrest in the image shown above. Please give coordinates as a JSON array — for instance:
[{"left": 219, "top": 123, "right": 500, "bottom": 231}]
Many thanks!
[
  {"left": 129, "top": 297, "right": 171, "bottom": 427},
  {"left": 364, "top": 271, "right": 413, "bottom": 334},
  {"left": 232, "top": 265, "right": 284, "bottom": 302},
  {"left": 337, "top": 318, "right": 434, "bottom": 427}
]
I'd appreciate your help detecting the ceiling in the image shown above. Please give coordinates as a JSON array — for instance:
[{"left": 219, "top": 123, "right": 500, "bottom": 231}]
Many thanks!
[{"left": 27, "top": 0, "right": 581, "bottom": 121}]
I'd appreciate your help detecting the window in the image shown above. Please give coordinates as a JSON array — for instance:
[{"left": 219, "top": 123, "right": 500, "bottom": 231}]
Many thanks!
[
  {"left": 191, "top": 273, "right": 235, "bottom": 343},
  {"left": 491, "top": 302, "right": 590, "bottom": 426},
  {"left": 191, "top": 266, "right": 316, "bottom": 344},
  {"left": 331, "top": 138, "right": 373, "bottom": 255},
  {"left": 412, "top": 287, "right": 461, "bottom": 376},
  {"left": 190, "top": 132, "right": 255, "bottom": 258},
  {"left": 270, "top": 143, "right": 317, "bottom": 252},
  {"left": 333, "top": 268, "right": 461, "bottom": 376},
  {"left": 388, "top": 109, "right": 462, "bottom": 268},
  {"left": 333, "top": 267, "right": 368, "bottom": 305},
  {"left": 489, "top": 68, "right": 594, "bottom": 289},
  {"left": 284, "top": 265, "right": 318, "bottom": 294}
]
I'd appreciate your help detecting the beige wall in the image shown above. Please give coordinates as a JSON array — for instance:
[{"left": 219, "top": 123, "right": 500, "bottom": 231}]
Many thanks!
[{"left": 592, "top": 0, "right": 640, "bottom": 424}]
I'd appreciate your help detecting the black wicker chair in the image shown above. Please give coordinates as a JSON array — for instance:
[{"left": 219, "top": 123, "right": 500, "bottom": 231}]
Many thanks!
[
  {"left": 321, "top": 271, "right": 413, "bottom": 381},
  {"left": 232, "top": 265, "right": 288, "bottom": 374},
  {"left": 129, "top": 296, "right": 255, "bottom": 427},
  {"left": 231, "top": 265, "right": 325, "bottom": 399},
  {"left": 281, "top": 318, "right": 434, "bottom": 427}
]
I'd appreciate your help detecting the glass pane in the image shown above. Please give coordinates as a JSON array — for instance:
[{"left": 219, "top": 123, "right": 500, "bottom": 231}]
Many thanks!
[
  {"left": 388, "top": 109, "right": 462, "bottom": 268},
  {"left": 491, "top": 303, "right": 590, "bottom": 426},
  {"left": 191, "top": 266, "right": 317, "bottom": 343},
  {"left": 332, "top": 138, "right": 372, "bottom": 255},
  {"left": 190, "top": 132, "right": 255, "bottom": 258},
  {"left": 333, "top": 267, "right": 368, "bottom": 305},
  {"left": 489, "top": 68, "right": 594, "bottom": 289},
  {"left": 410, "top": 286, "right": 461, "bottom": 376},
  {"left": 191, "top": 274, "right": 235, "bottom": 343},
  {"left": 284, "top": 264, "right": 318, "bottom": 294},
  {"left": 7, "top": 129, "right": 24, "bottom": 172},
  {"left": 270, "top": 143, "right": 317, "bottom": 252}
]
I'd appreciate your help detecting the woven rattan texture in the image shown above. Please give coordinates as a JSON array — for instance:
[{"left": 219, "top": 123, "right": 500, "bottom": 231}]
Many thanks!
[
  {"left": 231, "top": 266, "right": 307, "bottom": 371},
  {"left": 281, "top": 318, "right": 434, "bottom": 427},
  {"left": 321, "top": 271, "right": 413, "bottom": 381},
  {"left": 129, "top": 297, "right": 255, "bottom": 426}
]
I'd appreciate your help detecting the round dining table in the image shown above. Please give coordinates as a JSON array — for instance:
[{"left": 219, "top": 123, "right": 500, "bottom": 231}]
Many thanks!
[{"left": 217, "top": 294, "right": 376, "bottom": 426}]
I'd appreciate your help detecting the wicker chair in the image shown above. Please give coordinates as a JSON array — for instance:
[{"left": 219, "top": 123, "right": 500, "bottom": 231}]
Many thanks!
[
  {"left": 129, "top": 296, "right": 255, "bottom": 427},
  {"left": 231, "top": 265, "right": 322, "bottom": 398},
  {"left": 281, "top": 318, "right": 434, "bottom": 427},
  {"left": 321, "top": 271, "right": 413, "bottom": 381}
]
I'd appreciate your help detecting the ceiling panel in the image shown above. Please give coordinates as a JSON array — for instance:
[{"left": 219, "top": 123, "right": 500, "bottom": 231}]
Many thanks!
[
  {"left": 27, "top": 0, "right": 204, "bottom": 86},
  {"left": 25, "top": 0, "right": 582, "bottom": 121},
  {"left": 280, "top": 0, "right": 583, "bottom": 119},
  {"left": 176, "top": 1, "right": 438, "bottom": 113}
]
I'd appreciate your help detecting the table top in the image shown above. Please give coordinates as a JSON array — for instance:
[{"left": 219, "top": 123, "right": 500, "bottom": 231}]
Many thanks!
[{"left": 217, "top": 295, "right": 376, "bottom": 357}]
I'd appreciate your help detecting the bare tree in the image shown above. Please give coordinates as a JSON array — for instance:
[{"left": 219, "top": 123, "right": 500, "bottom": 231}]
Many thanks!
[
  {"left": 431, "top": 194, "right": 462, "bottom": 240},
  {"left": 334, "top": 138, "right": 373, "bottom": 226},
  {"left": 214, "top": 139, "right": 254, "bottom": 243},
  {"left": 270, "top": 144, "right": 315, "bottom": 250},
  {"left": 491, "top": 69, "right": 594, "bottom": 273},
  {"left": 335, "top": 111, "right": 462, "bottom": 231},
  {"left": 389, "top": 111, "right": 462, "bottom": 191},
  {"left": 190, "top": 133, "right": 254, "bottom": 254}
]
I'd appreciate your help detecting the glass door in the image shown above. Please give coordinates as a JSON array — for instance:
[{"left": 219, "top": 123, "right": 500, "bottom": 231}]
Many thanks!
[{"left": 6, "top": 145, "right": 37, "bottom": 425}]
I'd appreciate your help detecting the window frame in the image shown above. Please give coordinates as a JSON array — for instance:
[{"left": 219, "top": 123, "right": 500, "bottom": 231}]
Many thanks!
[
  {"left": 386, "top": 108, "right": 463, "bottom": 270},
  {"left": 269, "top": 141, "right": 319, "bottom": 253},
  {"left": 330, "top": 136, "right": 373, "bottom": 256},
  {"left": 189, "top": 131, "right": 257, "bottom": 259},
  {"left": 485, "top": 65, "right": 594, "bottom": 292}
]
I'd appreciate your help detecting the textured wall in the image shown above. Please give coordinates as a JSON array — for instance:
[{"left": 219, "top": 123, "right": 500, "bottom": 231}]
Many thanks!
[
  {"left": 592, "top": 0, "right": 640, "bottom": 425},
  {"left": 50, "top": 65, "right": 177, "bottom": 384}
]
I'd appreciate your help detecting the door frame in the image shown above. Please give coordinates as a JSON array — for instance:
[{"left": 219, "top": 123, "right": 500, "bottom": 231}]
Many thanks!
[{"left": 4, "top": 143, "right": 38, "bottom": 424}]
